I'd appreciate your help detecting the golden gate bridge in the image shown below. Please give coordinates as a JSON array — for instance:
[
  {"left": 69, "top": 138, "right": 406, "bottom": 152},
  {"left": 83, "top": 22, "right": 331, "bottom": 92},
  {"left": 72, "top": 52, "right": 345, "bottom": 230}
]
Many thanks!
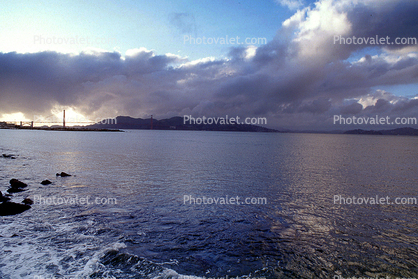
[{"left": 5, "top": 110, "right": 96, "bottom": 128}]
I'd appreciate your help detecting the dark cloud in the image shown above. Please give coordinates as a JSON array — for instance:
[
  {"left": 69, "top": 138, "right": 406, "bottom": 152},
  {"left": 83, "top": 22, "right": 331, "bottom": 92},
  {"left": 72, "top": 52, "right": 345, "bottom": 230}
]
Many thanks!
[
  {"left": 339, "top": 102, "right": 363, "bottom": 115},
  {"left": 348, "top": 1, "right": 418, "bottom": 51},
  {"left": 299, "top": 98, "right": 332, "bottom": 114}
]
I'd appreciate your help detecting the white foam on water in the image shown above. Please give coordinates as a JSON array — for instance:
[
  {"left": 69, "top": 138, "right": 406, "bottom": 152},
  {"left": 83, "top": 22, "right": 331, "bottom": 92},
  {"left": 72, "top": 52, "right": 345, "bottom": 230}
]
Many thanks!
[
  {"left": 75, "top": 242, "right": 127, "bottom": 279},
  {"left": 0, "top": 212, "right": 114, "bottom": 278},
  {"left": 0, "top": 215, "right": 206, "bottom": 279}
]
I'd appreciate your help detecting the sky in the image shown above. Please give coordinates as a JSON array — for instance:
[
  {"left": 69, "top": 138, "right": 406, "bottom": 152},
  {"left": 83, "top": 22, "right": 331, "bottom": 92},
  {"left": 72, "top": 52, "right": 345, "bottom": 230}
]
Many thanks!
[{"left": 0, "top": 0, "right": 417, "bottom": 130}]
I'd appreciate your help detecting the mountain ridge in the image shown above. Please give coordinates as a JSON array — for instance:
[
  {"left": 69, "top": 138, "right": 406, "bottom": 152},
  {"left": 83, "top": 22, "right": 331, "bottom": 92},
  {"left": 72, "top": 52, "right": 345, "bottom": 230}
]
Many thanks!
[{"left": 87, "top": 116, "right": 280, "bottom": 132}]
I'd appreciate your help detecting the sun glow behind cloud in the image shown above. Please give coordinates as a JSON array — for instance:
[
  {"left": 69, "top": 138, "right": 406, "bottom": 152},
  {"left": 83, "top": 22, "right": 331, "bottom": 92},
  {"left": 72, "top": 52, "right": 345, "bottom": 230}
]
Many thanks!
[
  {"left": 50, "top": 107, "right": 93, "bottom": 127},
  {"left": 0, "top": 109, "right": 93, "bottom": 127},
  {"left": 0, "top": 112, "right": 30, "bottom": 123}
]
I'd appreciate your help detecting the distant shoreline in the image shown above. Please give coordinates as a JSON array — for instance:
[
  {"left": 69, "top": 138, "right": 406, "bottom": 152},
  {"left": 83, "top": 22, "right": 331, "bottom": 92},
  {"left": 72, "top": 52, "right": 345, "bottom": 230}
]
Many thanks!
[
  {"left": 1, "top": 121, "right": 418, "bottom": 136},
  {"left": 0, "top": 126, "right": 123, "bottom": 132}
]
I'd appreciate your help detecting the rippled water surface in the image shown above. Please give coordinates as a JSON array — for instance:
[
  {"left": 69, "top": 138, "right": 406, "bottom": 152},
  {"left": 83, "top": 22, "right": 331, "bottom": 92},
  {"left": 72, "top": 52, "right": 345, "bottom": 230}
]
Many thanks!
[{"left": 1, "top": 129, "right": 417, "bottom": 278}]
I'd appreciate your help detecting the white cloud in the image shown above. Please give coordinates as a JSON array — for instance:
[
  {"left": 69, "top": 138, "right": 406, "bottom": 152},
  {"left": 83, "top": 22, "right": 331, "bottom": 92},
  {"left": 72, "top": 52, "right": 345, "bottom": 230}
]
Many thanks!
[
  {"left": 125, "top": 47, "right": 155, "bottom": 58},
  {"left": 357, "top": 90, "right": 393, "bottom": 108},
  {"left": 277, "top": 0, "right": 304, "bottom": 10},
  {"left": 245, "top": 46, "right": 257, "bottom": 60},
  {"left": 287, "top": 0, "right": 352, "bottom": 62},
  {"left": 282, "top": 8, "right": 307, "bottom": 28},
  {"left": 179, "top": 57, "right": 217, "bottom": 68}
]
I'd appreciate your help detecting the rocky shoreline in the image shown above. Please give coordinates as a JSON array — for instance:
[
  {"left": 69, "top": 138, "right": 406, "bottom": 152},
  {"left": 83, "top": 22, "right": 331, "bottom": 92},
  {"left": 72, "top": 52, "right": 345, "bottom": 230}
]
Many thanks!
[
  {"left": 1, "top": 153, "right": 72, "bottom": 216},
  {"left": 0, "top": 178, "right": 32, "bottom": 216}
]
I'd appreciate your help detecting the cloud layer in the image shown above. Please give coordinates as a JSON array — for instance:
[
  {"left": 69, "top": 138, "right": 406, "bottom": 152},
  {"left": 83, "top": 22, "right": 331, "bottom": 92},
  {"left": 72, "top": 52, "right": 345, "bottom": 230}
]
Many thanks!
[{"left": 1, "top": 0, "right": 417, "bottom": 130}]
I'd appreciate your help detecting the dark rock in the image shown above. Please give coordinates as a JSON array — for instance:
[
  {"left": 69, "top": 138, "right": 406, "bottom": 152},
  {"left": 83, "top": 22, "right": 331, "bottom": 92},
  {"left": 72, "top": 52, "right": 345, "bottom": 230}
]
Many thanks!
[
  {"left": 22, "top": 198, "right": 34, "bottom": 205},
  {"left": 0, "top": 191, "right": 11, "bottom": 202},
  {"left": 41, "top": 180, "right": 52, "bottom": 185},
  {"left": 0, "top": 202, "right": 31, "bottom": 216},
  {"left": 8, "top": 179, "right": 28, "bottom": 193},
  {"left": 7, "top": 188, "right": 25, "bottom": 193},
  {"left": 2, "top": 154, "right": 16, "bottom": 159},
  {"left": 56, "top": 172, "right": 71, "bottom": 177},
  {"left": 10, "top": 179, "right": 28, "bottom": 189}
]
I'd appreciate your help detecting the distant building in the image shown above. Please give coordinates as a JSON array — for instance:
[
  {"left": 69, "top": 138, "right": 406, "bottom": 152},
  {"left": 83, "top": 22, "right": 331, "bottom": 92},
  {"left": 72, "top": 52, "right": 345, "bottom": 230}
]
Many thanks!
[{"left": 0, "top": 122, "right": 17, "bottom": 129}]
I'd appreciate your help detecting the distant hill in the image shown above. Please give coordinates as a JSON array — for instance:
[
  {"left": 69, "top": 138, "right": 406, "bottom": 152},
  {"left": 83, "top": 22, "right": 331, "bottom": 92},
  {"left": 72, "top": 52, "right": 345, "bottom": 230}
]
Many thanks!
[
  {"left": 344, "top": 127, "right": 418, "bottom": 136},
  {"left": 87, "top": 116, "right": 279, "bottom": 132}
]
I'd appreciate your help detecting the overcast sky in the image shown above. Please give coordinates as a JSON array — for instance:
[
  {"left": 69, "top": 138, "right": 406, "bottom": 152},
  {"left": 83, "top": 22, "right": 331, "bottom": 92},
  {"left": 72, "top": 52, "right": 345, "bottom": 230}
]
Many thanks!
[{"left": 0, "top": 0, "right": 417, "bottom": 130}]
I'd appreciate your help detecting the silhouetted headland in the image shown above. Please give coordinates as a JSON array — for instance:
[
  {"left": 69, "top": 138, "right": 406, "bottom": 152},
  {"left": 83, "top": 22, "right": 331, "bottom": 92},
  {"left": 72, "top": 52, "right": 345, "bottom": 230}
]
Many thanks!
[
  {"left": 344, "top": 127, "right": 418, "bottom": 136},
  {"left": 87, "top": 116, "right": 280, "bottom": 132}
]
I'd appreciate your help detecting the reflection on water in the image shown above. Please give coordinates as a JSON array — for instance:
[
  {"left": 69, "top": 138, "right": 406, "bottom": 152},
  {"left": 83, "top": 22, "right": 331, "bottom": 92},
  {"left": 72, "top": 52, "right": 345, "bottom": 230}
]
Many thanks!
[{"left": 0, "top": 130, "right": 417, "bottom": 278}]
